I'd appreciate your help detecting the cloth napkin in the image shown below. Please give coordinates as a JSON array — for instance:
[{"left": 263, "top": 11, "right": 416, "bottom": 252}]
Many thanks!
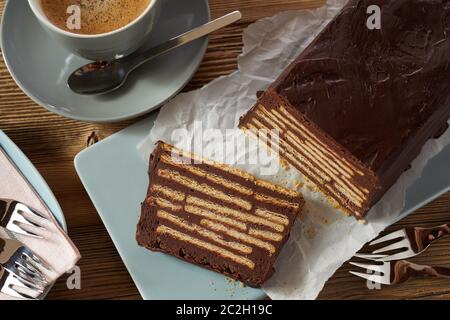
[{"left": 0, "top": 145, "right": 80, "bottom": 299}]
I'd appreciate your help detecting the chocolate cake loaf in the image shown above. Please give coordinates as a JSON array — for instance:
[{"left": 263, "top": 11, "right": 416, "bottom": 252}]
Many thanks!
[
  {"left": 136, "top": 142, "right": 304, "bottom": 287},
  {"left": 239, "top": 0, "right": 450, "bottom": 219}
]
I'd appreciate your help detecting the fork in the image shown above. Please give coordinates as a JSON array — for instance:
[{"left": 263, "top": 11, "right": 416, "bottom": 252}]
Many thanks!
[
  {"left": 0, "top": 238, "right": 49, "bottom": 286},
  {"left": 0, "top": 199, "right": 50, "bottom": 238},
  {"left": 354, "top": 224, "right": 450, "bottom": 262},
  {"left": 0, "top": 264, "right": 44, "bottom": 299},
  {"left": 349, "top": 259, "right": 450, "bottom": 285}
]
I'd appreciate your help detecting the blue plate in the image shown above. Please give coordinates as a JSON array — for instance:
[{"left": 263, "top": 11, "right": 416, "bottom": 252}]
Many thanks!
[
  {"left": 75, "top": 112, "right": 450, "bottom": 300},
  {"left": 0, "top": 130, "right": 67, "bottom": 231}
]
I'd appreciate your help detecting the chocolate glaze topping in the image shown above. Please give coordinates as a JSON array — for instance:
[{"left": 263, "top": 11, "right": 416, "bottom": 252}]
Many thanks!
[
  {"left": 391, "top": 260, "right": 450, "bottom": 284},
  {"left": 274, "top": 0, "right": 450, "bottom": 172}
]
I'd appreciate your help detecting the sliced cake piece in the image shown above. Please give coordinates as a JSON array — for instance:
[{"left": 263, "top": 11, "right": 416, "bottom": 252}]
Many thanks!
[
  {"left": 136, "top": 141, "right": 304, "bottom": 287},
  {"left": 239, "top": 0, "right": 450, "bottom": 219}
]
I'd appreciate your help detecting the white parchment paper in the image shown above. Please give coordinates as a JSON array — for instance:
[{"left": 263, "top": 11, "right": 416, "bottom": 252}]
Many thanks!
[{"left": 138, "top": 0, "right": 450, "bottom": 299}]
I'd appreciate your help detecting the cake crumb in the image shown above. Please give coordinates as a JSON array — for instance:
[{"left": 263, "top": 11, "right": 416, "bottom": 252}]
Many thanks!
[
  {"left": 320, "top": 216, "right": 330, "bottom": 225},
  {"left": 226, "top": 278, "right": 246, "bottom": 292},
  {"left": 280, "top": 158, "right": 290, "bottom": 171},
  {"left": 358, "top": 219, "right": 368, "bottom": 225},
  {"left": 294, "top": 180, "right": 304, "bottom": 190},
  {"left": 226, "top": 283, "right": 236, "bottom": 297},
  {"left": 325, "top": 196, "right": 341, "bottom": 209},
  {"left": 303, "top": 226, "right": 317, "bottom": 239}
]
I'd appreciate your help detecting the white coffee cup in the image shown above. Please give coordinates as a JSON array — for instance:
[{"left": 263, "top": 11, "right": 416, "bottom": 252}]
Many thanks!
[{"left": 28, "top": 0, "right": 161, "bottom": 60}]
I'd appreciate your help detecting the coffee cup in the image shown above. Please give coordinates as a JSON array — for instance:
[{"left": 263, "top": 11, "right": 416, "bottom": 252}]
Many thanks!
[{"left": 28, "top": 0, "right": 160, "bottom": 61}]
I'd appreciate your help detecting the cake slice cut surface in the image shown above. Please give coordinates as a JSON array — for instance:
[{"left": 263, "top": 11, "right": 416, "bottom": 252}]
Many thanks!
[{"left": 137, "top": 141, "right": 304, "bottom": 287}]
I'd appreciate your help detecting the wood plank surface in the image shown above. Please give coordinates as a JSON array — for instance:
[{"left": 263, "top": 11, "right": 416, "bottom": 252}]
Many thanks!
[{"left": 0, "top": 0, "right": 449, "bottom": 300}]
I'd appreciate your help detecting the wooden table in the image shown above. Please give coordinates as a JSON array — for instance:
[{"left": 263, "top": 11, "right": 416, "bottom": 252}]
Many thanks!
[{"left": 1, "top": 0, "right": 449, "bottom": 300}]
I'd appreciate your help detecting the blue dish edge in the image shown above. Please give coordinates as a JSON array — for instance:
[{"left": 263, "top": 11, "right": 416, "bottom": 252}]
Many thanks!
[{"left": 0, "top": 130, "right": 67, "bottom": 231}]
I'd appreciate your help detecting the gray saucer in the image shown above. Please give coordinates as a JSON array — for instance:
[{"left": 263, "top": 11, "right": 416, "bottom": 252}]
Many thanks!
[{"left": 1, "top": 0, "right": 210, "bottom": 122}]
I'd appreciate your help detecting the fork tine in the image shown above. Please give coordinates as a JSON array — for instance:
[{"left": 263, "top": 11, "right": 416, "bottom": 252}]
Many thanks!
[
  {"left": 23, "top": 251, "right": 51, "bottom": 271},
  {"left": 349, "top": 271, "right": 389, "bottom": 285},
  {"left": 10, "top": 283, "right": 43, "bottom": 299},
  {"left": 15, "top": 260, "right": 47, "bottom": 282},
  {"left": 369, "top": 229, "right": 406, "bottom": 246},
  {"left": 13, "top": 202, "right": 49, "bottom": 221},
  {"left": 18, "top": 208, "right": 49, "bottom": 226},
  {"left": 13, "top": 221, "right": 46, "bottom": 238},
  {"left": 15, "top": 266, "right": 45, "bottom": 285},
  {"left": 9, "top": 289, "right": 38, "bottom": 300},
  {"left": 372, "top": 238, "right": 411, "bottom": 254},
  {"left": 15, "top": 264, "right": 47, "bottom": 286},
  {"left": 27, "top": 206, "right": 49, "bottom": 220},
  {"left": 354, "top": 253, "right": 389, "bottom": 260},
  {"left": 13, "top": 269, "right": 45, "bottom": 291},
  {"left": 11, "top": 273, "right": 45, "bottom": 292},
  {"left": 19, "top": 255, "right": 47, "bottom": 277},
  {"left": 14, "top": 263, "right": 40, "bottom": 280},
  {"left": 3, "top": 202, "right": 49, "bottom": 238},
  {"left": 349, "top": 261, "right": 385, "bottom": 273},
  {"left": 375, "top": 250, "right": 417, "bottom": 262}
]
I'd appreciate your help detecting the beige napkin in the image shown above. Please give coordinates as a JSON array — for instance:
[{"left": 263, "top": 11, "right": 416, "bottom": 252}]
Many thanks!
[{"left": 0, "top": 146, "right": 80, "bottom": 299}]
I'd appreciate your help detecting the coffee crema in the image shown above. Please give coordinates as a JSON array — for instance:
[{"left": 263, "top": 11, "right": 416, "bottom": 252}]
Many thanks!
[{"left": 40, "top": 0, "right": 152, "bottom": 35}]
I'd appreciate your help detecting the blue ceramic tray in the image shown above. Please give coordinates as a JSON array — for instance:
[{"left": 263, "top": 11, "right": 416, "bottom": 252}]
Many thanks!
[{"left": 75, "top": 112, "right": 449, "bottom": 300}]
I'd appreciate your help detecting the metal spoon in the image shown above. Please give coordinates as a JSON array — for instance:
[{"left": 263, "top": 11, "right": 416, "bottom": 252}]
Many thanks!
[{"left": 68, "top": 11, "right": 242, "bottom": 95}]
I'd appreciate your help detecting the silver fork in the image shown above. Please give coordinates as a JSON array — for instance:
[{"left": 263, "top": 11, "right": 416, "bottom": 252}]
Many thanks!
[
  {"left": 0, "top": 238, "right": 49, "bottom": 286},
  {"left": 0, "top": 264, "right": 44, "bottom": 299},
  {"left": 354, "top": 224, "right": 450, "bottom": 262},
  {"left": 349, "top": 259, "right": 450, "bottom": 285},
  {"left": 0, "top": 199, "right": 50, "bottom": 238}
]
